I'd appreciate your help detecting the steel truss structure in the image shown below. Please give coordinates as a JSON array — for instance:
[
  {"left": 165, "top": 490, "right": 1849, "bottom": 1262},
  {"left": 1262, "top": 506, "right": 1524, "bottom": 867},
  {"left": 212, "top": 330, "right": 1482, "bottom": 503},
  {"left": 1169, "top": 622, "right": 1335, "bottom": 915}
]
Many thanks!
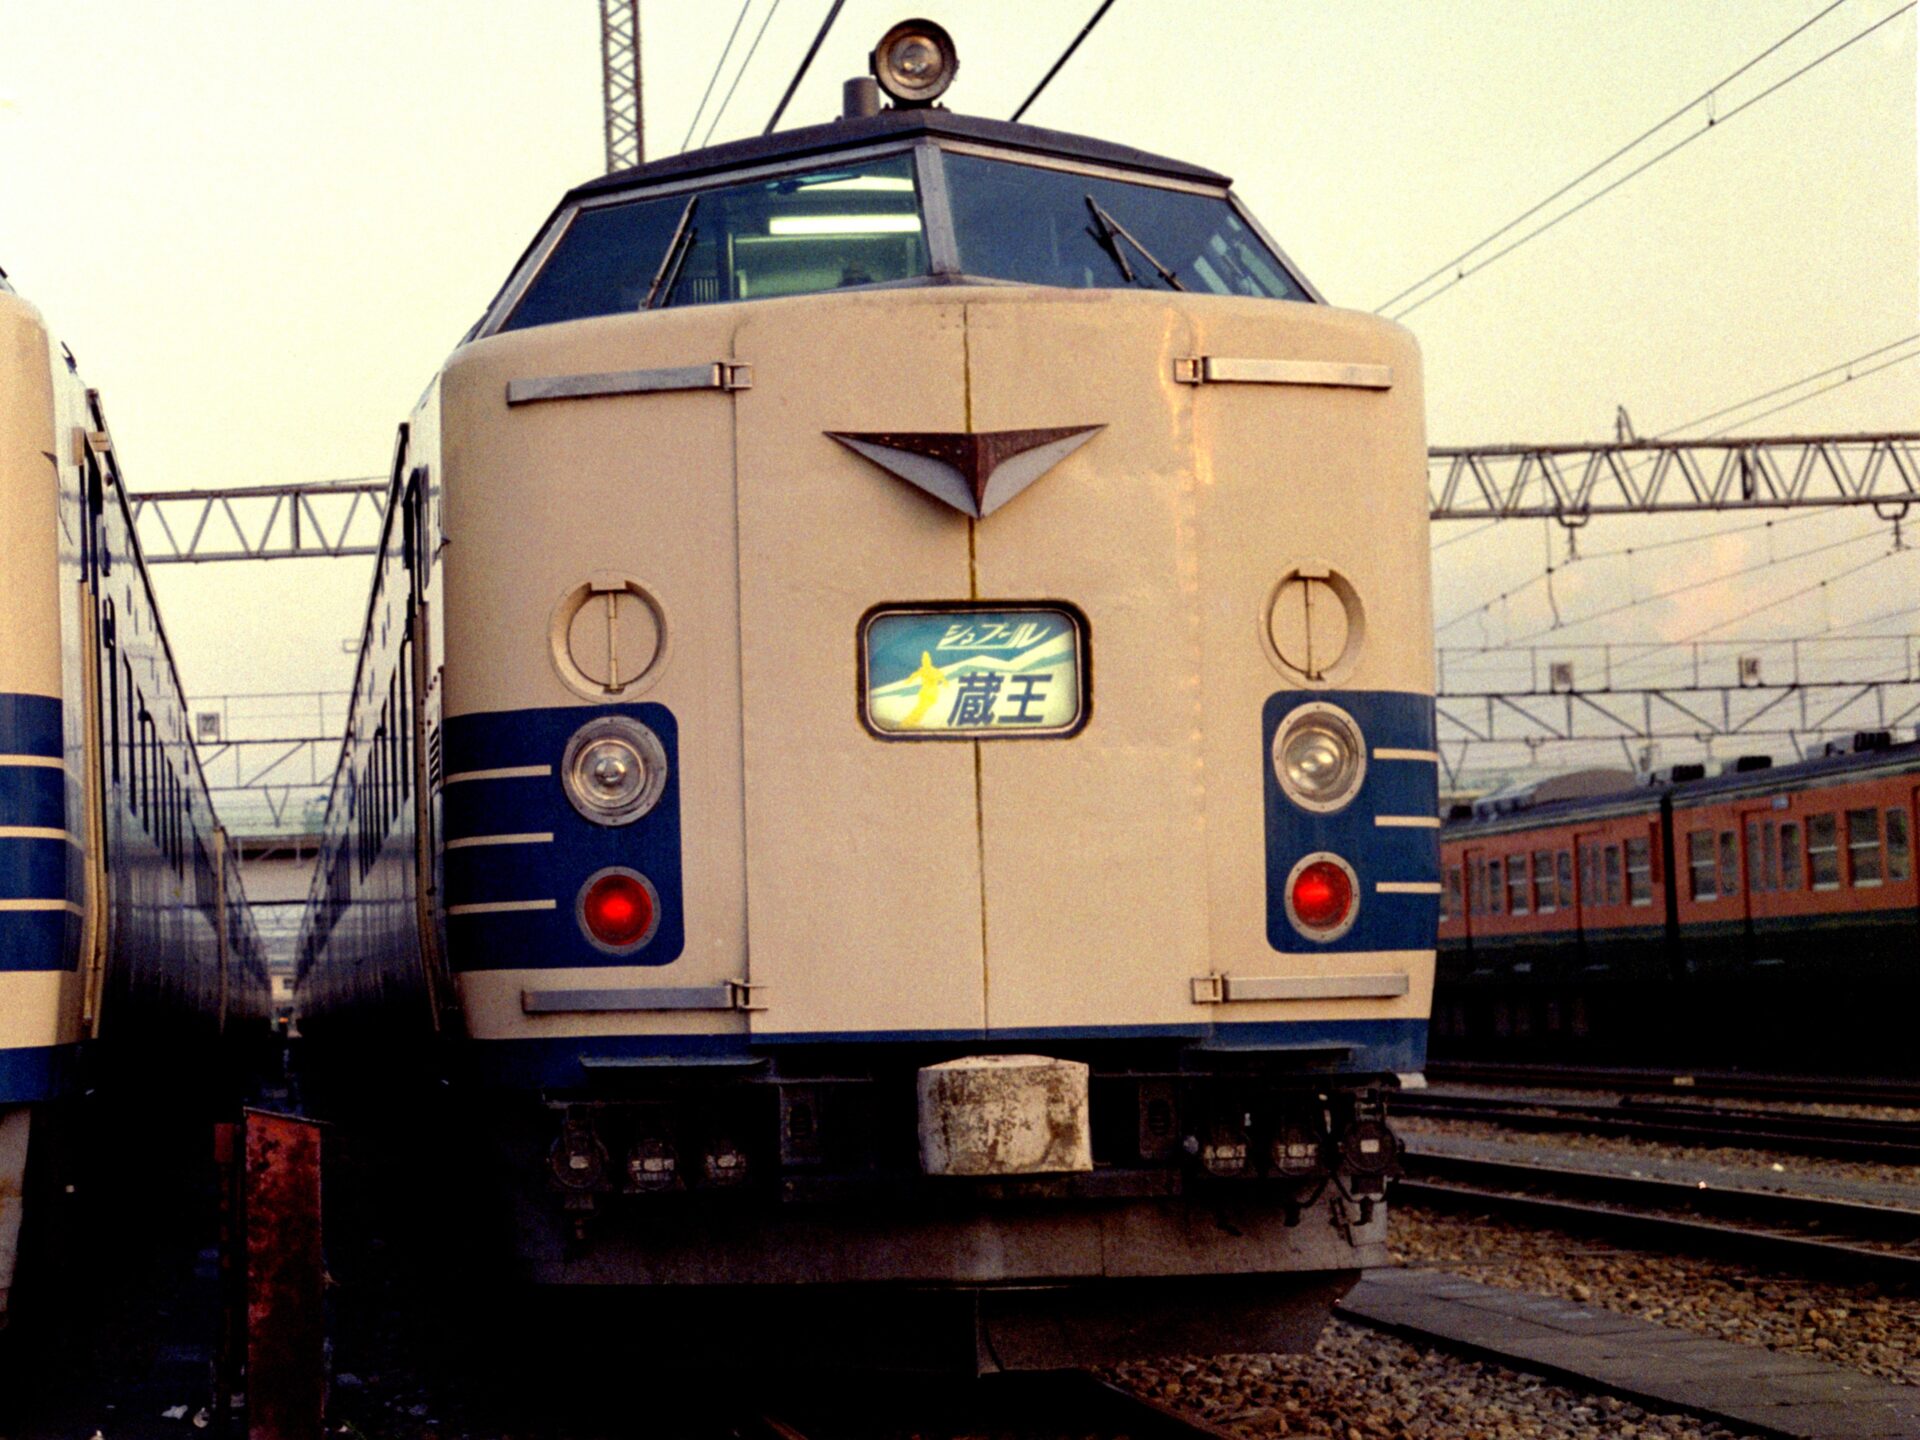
[
  {"left": 1430, "top": 432, "right": 1920, "bottom": 520},
  {"left": 131, "top": 479, "right": 387, "bottom": 563},
  {"left": 600, "top": 0, "right": 643, "bottom": 173}
]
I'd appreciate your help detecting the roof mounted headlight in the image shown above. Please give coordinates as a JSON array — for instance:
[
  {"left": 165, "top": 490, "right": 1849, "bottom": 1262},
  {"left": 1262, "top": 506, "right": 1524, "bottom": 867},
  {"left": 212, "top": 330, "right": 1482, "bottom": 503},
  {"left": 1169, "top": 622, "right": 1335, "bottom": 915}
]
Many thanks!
[
  {"left": 562, "top": 715, "right": 668, "bottom": 826},
  {"left": 870, "top": 18, "right": 958, "bottom": 107},
  {"left": 1272, "top": 703, "right": 1366, "bottom": 814}
]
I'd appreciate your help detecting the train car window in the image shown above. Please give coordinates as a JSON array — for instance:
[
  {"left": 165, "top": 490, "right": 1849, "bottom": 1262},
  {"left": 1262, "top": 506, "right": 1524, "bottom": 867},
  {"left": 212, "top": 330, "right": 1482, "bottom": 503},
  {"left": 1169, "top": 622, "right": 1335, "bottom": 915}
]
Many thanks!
[
  {"left": 1779, "top": 822, "right": 1803, "bottom": 890},
  {"left": 1488, "top": 858, "right": 1504, "bottom": 914},
  {"left": 1717, "top": 830, "right": 1739, "bottom": 896},
  {"left": 1760, "top": 823, "right": 1777, "bottom": 891},
  {"left": 1556, "top": 851, "right": 1573, "bottom": 909},
  {"left": 943, "top": 153, "right": 1308, "bottom": 300},
  {"left": 503, "top": 156, "right": 926, "bottom": 330},
  {"left": 1531, "top": 849, "right": 1553, "bottom": 912},
  {"left": 1506, "top": 855, "right": 1529, "bottom": 915},
  {"left": 1807, "top": 813, "right": 1840, "bottom": 889},
  {"left": 1603, "top": 845, "right": 1623, "bottom": 904},
  {"left": 1888, "top": 809, "right": 1911, "bottom": 881},
  {"left": 1444, "top": 866, "right": 1462, "bottom": 920},
  {"left": 1578, "top": 844, "right": 1597, "bottom": 906},
  {"left": 1846, "top": 808, "right": 1882, "bottom": 886},
  {"left": 1625, "top": 838, "right": 1653, "bottom": 905},
  {"left": 1692, "top": 830, "right": 1721, "bottom": 901}
]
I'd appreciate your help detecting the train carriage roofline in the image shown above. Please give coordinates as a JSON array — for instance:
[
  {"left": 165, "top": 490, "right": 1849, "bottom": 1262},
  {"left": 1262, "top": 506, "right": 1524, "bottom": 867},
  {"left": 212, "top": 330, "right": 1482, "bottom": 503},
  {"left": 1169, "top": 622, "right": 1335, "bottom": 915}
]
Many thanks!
[{"left": 1444, "top": 736, "right": 1920, "bottom": 839}]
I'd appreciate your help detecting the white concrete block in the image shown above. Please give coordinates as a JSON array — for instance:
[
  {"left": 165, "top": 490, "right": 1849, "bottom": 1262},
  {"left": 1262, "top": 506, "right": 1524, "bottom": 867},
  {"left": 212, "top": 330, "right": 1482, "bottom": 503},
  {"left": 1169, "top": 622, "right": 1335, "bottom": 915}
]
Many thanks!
[{"left": 917, "top": 1054, "right": 1092, "bottom": 1176}]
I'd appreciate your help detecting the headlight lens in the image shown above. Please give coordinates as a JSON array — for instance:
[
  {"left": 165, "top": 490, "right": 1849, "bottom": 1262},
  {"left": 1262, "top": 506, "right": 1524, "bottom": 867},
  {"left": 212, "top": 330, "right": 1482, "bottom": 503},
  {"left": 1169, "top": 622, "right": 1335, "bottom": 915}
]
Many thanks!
[
  {"left": 1272, "top": 704, "right": 1365, "bottom": 813},
  {"left": 1285, "top": 853, "right": 1361, "bottom": 942},
  {"left": 562, "top": 716, "right": 668, "bottom": 825}
]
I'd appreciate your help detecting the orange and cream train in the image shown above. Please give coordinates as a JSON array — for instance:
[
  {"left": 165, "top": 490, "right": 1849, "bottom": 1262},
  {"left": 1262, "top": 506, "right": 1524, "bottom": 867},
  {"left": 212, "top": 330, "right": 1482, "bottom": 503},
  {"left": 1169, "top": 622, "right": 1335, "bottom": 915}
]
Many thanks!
[{"left": 295, "top": 24, "right": 1438, "bottom": 1369}]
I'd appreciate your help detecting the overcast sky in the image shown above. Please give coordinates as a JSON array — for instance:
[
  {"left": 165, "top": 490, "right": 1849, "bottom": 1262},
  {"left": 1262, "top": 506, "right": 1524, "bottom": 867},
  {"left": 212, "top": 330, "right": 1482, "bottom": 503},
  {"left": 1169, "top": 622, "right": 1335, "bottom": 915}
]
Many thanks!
[{"left": 3, "top": 0, "right": 1916, "bottom": 798}]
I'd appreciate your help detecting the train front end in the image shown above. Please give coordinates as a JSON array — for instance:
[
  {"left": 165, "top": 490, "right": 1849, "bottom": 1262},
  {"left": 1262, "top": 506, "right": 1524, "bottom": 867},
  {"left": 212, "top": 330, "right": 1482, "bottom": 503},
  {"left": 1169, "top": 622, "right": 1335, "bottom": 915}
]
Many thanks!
[{"left": 406, "top": 75, "right": 1435, "bottom": 1367}]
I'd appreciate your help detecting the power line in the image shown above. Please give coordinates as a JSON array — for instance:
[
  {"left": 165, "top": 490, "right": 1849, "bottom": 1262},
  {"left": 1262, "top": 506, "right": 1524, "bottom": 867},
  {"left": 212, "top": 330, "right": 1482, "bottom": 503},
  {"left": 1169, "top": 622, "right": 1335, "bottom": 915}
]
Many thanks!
[
  {"left": 1011, "top": 0, "right": 1119, "bottom": 123},
  {"left": 765, "top": 0, "right": 847, "bottom": 136},
  {"left": 1501, "top": 524, "right": 1885, "bottom": 645},
  {"left": 703, "top": 0, "right": 785, "bottom": 148},
  {"left": 1375, "top": 0, "right": 1855, "bottom": 315},
  {"left": 1698, "top": 347, "right": 1920, "bottom": 437},
  {"left": 1386, "top": 3, "right": 1915, "bottom": 322},
  {"left": 681, "top": 0, "right": 756, "bottom": 152},
  {"left": 1657, "top": 332, "right": 1920, "bottom": 436}
]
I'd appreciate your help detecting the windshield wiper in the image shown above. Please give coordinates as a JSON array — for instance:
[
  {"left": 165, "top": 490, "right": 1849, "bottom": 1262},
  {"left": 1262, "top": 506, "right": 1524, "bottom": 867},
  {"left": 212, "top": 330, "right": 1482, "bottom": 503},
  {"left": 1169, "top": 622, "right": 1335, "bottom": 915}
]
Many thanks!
[
  {"left": 1084, "top": 195, "right": 1186, "bottom": 292},
  {"left": 644, "top": 195, "right": 699, "bottom": 309},
  {"left": 1084, "top": 196, "right": 1135, "bottom": 284}
]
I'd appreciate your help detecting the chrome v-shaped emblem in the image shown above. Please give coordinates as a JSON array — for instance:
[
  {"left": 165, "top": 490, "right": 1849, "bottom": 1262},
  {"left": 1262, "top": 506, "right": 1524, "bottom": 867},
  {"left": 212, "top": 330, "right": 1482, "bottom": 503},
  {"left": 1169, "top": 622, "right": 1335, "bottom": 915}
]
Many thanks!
[{"left": 827, "top": 426, "right": 1104, "bottom": 518}]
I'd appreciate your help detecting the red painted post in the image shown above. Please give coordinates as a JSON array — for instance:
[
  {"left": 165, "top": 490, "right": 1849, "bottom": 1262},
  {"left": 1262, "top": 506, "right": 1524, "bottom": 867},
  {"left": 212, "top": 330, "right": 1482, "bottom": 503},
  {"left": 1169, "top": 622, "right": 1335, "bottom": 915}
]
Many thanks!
[
  {"left": 244, "top": 1110, "right": 325, "bottom": 1440},
  {"left": 213, "top": 1122, "right": 242, "bottom": 1428}
]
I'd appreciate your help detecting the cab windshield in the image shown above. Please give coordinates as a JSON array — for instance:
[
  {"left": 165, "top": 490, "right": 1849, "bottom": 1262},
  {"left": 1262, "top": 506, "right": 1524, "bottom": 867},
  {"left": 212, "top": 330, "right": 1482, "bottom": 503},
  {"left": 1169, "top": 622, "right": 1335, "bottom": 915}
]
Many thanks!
[
  {"left": 504, "top": 155, "right": 925, "bottom": 330},
  {"left": 498, "top": 147, "right": 1306, "bottom": 333}
]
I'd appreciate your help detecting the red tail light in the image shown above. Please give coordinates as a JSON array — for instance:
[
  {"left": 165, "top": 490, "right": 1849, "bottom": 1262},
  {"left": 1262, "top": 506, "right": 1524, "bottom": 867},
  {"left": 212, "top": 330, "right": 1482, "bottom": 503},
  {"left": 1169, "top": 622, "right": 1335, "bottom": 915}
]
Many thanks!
[
  {"left": 1290, "top": 859, "right": 1354, "bottom": 934},
  {"left": 580, "top": 869, "right": 657, "bottom": 950}
]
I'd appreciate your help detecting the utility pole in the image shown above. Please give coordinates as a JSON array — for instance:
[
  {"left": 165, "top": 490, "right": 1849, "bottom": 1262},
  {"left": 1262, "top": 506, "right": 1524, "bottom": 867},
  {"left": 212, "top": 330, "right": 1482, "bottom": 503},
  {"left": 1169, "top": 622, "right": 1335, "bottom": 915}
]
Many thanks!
[{"left": 600, "top": 0, "right": 643, "bottom": 173}]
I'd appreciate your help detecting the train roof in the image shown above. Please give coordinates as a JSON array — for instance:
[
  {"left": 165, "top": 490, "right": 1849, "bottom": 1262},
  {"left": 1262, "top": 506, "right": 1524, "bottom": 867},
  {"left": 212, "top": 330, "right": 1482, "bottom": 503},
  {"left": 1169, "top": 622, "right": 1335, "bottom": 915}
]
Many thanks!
[
  {"left": 564, "top": 108, "right": 1233, "bottom": 208},
  {"left": 1445, "top": 735, "right": 1920, "bottom": 840}
]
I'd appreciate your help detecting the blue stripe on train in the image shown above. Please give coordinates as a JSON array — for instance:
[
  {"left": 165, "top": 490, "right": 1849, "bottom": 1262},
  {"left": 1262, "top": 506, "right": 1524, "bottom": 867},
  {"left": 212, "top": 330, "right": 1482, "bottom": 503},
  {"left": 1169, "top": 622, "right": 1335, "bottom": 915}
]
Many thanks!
[
  {"left": 1264, "top": 690, "right": 1440, "bottom": 954},
  {"left": 441, "top": 705, "right": 685, "bottom": 971},
  {"left": 0, "top": 694, "right": 62, "bottom": 759},
  {"left": 458, "top": 1018, "right": 1426, "bottom": 1091},
  {"left": 0, "top": 766, "right": 64, "bottom": 829},
  {"left": 0, "top": 910, "right": 77, "bottom": 972},
  {"left": 0, "top": 836, "right": 72, "bottom": 900},
  {"left": 0, "top": 1043, "right": 80, "bottom": 1103}
]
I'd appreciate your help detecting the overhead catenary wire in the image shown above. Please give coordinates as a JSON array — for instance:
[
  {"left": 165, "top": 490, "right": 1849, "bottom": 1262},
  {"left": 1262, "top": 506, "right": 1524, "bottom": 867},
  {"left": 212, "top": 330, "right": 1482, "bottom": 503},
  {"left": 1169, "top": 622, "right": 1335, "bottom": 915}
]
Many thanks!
[
  {"left": 1491, "top": 524, "right": 1888, "bottom": 647},
  {"left": 1375, "top": 0, "right": 1856, "bottom": 315},
  {"left": 1011, "top": 0, "right": 1119, "bottom": 123},
  {"left": 1385, "top": 2, "right": 1916, "bottom": 322},
  {"left": 702, "top": 0, "right": 786, "bottom": 148},
  {"left": 1657, "top": 332, "right": 1920, "bottom": 436},
  {"left": 764, "top": 0, "right": 847, "bottom": 136},
  {"left": 681, "top": 0, "right": 757, "bottom": 152}
]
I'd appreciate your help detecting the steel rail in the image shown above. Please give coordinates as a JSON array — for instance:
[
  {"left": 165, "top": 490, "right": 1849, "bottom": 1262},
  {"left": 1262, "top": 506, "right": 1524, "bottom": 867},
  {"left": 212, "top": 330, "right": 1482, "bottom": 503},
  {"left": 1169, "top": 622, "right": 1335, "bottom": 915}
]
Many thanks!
[
  {"left": 1395, "top": 1090, "right": 1920, "bottom": 1165},
  {"left": 1398, "top": 1149, "right": 1920, "bottom": 1285},
  {"left": 1423, "top": 1060, "right": 1920, "bottom": 1108}
]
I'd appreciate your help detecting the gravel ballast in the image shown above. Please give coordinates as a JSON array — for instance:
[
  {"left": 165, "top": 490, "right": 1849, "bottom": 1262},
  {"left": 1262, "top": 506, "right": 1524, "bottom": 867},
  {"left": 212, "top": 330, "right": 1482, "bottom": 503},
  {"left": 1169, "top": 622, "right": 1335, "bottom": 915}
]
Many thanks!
[
  {"left": 1107, "top": 1320, "right": 1768, "bottom": 1439},
  {"left": 1392, "top": 1204, "right": 1920, "bottom": 1386}
]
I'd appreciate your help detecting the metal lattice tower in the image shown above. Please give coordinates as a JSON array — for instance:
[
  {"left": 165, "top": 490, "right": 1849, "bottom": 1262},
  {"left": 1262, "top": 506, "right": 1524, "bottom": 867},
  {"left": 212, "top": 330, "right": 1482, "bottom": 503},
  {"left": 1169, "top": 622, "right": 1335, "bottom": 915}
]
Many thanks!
[{"left": 600, "top": 0, "right": 644, "bottom": 173}]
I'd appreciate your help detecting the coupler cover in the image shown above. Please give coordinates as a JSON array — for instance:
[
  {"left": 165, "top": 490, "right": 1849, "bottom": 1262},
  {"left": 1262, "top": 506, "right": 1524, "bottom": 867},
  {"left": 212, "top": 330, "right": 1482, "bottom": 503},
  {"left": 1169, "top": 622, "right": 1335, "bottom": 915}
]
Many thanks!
[{"left": 917, "top": 1055, "right": 1093, "bottom": 1176}]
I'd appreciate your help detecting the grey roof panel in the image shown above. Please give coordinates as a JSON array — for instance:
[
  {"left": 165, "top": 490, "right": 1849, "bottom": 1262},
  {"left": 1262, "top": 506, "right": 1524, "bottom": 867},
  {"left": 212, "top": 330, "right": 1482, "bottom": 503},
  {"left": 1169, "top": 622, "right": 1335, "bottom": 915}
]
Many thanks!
[{"left": 565, "top": 109, "right": 1231, "bottom": 207}]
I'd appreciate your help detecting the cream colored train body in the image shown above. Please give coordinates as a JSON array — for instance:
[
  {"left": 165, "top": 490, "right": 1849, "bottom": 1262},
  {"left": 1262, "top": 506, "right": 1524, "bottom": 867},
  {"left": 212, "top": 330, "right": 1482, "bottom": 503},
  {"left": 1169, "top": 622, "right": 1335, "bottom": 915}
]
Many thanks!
[
  {"left": 0, "top": 275, "right": 268, "bottom": 1329},
  {"left": 298, "top": 104, "right": 1435, "bottom": 1367}
]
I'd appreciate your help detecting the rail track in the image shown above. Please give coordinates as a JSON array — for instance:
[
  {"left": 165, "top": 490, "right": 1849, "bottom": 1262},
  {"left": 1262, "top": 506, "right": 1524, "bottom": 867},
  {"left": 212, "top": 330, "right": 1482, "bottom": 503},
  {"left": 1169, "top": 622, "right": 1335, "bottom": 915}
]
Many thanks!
[
  {"left": 1396, "top": 1087, "right": 1920, "bottom": 1164},
  {"left": 1397, "top": 1143, "right": 1920, "bottom": 1286},
  {"left": 1424, "top": 1059, "right": 1920, "bottom": 1109}
]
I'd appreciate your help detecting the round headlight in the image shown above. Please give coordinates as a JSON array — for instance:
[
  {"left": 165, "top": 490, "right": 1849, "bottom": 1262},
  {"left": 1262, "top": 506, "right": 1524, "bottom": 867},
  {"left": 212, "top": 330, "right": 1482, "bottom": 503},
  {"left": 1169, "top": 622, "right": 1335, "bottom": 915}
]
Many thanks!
[
  {"left": 870, "top": 18, "right": 958, "bottom": 107},
  {"left": 562, "top": 716, "right": 668, "bottom": 826},
  {"left": 1272, "top": 703, "right": 1365, "bottom": 814}
]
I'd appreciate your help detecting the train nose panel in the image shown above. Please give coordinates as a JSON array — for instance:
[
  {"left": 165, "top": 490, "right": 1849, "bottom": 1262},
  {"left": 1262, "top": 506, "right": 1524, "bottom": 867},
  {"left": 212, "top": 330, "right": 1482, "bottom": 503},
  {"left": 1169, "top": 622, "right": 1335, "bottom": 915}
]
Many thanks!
[{"left": 733, "top": 303, "right": 986, "bottom": 1037}]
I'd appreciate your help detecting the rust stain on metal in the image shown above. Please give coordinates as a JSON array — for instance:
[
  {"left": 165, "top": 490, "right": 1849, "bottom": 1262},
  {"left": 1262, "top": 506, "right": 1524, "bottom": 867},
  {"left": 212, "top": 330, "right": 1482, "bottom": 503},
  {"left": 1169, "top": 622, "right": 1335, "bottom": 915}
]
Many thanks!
[{"left": 244, "top": 1111, "right": 325, "bottom": 1440}]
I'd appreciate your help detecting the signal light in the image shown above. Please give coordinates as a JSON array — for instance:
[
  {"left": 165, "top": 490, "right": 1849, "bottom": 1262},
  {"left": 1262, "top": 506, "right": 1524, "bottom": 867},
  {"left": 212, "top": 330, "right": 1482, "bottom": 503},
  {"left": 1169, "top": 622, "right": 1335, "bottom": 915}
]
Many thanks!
[
  {"left": 1286, "top": 854, "right": 1359, "bottom": 941},
  {"left": 578, "top": 868, "right": 659, "bottom": 952}
]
